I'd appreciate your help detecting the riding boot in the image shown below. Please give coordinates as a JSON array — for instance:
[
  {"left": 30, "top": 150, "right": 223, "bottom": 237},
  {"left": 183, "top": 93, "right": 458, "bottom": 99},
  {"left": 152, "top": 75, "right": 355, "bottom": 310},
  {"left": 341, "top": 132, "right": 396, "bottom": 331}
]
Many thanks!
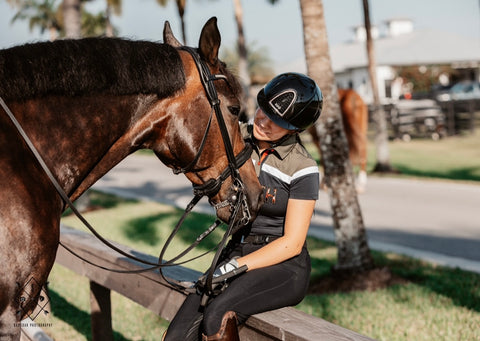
[{"left": 202, "top": 311, "right": 240, "bottom": 341}]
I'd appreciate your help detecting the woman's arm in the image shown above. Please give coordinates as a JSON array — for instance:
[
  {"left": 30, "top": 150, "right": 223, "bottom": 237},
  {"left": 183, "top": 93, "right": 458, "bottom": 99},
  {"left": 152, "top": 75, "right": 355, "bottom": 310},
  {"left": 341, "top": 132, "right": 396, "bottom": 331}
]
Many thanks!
[{"left": 236, "top": 198, "right": 316, "bottom": 271}]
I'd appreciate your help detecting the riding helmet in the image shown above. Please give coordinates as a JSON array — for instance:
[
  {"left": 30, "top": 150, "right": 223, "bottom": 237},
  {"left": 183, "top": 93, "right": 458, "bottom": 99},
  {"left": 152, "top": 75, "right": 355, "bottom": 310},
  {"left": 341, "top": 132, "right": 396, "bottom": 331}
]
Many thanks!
[{"left": 257, "top": 72, "right": 323, "bottom": 131}]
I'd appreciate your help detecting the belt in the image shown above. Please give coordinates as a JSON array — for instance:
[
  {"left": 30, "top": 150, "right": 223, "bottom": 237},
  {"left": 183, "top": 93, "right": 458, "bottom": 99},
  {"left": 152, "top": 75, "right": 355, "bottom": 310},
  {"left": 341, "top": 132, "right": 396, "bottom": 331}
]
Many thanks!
[{"left": 242, "top": 235, "right": 280, "bottom": 245}]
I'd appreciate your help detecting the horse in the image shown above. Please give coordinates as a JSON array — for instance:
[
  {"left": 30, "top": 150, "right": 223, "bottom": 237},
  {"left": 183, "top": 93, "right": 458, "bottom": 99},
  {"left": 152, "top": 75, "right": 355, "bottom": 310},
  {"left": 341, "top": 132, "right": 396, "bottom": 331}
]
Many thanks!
[
  {"left": 0, "top": 17, "right": 263, "bottom": 340},
  {"left": 309, "top": 88, "right": 368, "bottom": 193}
]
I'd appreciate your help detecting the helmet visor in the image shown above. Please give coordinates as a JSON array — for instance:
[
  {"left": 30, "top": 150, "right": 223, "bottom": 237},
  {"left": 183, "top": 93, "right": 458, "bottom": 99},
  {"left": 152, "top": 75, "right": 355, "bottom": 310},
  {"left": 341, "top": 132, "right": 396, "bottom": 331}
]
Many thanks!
[{"left": 257, "top": 88, "right": 299, "bottom": 130}]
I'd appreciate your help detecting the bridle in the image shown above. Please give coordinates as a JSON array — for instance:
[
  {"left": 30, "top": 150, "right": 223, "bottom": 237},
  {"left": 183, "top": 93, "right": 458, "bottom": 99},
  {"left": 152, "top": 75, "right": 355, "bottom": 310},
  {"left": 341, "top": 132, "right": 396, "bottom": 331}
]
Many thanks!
[
  {"left": 0, "top": 46, "right": 253, "bottom": 294},
  {"left": 158, "top": 46, "right": 254, "bottom": 293},
  {"left": 175, "top": 46, "right": 252, "bottom": 223}
]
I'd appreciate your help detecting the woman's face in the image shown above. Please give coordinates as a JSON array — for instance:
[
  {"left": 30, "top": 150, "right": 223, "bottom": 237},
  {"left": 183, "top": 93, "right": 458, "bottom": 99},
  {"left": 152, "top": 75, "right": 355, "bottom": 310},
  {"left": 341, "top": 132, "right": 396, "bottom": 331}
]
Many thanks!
[{"left": 253, "top": 108, "right": 292, "bottom": 143}]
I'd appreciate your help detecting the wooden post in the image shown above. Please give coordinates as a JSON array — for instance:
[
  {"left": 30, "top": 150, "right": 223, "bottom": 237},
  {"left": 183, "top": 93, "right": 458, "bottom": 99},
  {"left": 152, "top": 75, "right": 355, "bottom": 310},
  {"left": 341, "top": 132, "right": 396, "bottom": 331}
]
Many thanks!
[
  {"left": 90, "top": 281, "right": 113, "bottom": 341},
  {"left": 447, "top": 101, "right": 455, "bottom": 136},
  {"left": 468, "top": 100, "right": 475, "bottom": 134}
]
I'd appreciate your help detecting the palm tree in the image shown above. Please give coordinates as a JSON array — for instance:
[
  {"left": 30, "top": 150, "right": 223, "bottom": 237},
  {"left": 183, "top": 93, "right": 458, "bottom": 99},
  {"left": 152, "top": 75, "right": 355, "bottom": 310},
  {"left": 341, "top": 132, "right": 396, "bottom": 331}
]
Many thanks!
[
  {"left": 231, "top": 0, "right": 256, "bottom": 119},
  {"left": 156, "top": 0, "right": 187, "bottom": 44},
  {"left": 105, "top": 0, "right": 121, "bottom": 37},
  {"left": 62, "top": 0, "right": 82, "bottom": 38},
  {"left": 362, "top": 0, "right": 393, "bottom": 172},
  {"left": 221, "top": 42, "right": 274, "bottom": 84},
  {"left": 230, "top": 0, "right": 280, "bottom": 119},
  {"left": 81, "top": 8, "right": 108, "bottom": 37},
  {"left": 299, "top": 0, "right": 374, "bottom": 272},
  {"left": 9, "top": 0, "right": 61, "bottom": 41}
]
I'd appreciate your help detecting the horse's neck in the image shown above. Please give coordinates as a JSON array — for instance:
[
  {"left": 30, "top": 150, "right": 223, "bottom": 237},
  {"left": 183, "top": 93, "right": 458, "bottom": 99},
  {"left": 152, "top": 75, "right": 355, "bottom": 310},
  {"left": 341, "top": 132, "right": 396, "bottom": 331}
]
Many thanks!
[{"left": 12, "top": 95, "right": 156, "bottom": 200}]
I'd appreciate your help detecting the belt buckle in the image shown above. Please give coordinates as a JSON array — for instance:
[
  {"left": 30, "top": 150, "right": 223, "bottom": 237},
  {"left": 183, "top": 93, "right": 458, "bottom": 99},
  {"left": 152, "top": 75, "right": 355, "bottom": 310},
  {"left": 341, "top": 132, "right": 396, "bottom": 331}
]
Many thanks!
[{"left": 254, "top": 235, "right": 265, "bottom": 244}]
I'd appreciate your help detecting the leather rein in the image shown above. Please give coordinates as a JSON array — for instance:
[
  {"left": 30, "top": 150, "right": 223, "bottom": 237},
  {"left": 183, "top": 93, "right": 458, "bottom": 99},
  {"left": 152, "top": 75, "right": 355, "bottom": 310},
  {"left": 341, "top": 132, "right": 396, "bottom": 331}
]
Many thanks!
[{"left": 0, "top": 46, "right": 252, "bottom": 293}]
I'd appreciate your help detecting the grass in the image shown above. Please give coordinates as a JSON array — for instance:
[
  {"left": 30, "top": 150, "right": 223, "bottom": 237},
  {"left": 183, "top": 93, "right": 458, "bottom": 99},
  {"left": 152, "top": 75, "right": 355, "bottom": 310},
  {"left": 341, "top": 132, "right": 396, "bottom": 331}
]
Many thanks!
[
  {"left": 38, "top": 129, "right": 480, "bottom": 340},
  {"left": 303, "top": 129, "right": 480, "bottom": 183},
  {"left": 34, "top": 190, "right": 480, "bottom": 341},
  {"left": 367, "top": 132, "right": 480, "bottom": 182}
]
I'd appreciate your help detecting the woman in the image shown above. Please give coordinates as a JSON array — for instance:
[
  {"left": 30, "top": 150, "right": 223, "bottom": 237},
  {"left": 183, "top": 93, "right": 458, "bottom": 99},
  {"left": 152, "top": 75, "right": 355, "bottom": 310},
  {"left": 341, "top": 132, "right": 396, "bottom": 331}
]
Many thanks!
[{"left": 164, "top": 72, "right": 323, "bottom": 341}]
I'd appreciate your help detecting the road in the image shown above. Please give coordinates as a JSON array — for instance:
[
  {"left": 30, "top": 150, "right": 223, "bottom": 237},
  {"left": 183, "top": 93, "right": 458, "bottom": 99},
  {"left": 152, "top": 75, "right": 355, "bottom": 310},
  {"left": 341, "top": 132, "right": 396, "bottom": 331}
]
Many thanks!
[{"left": 92, "top": 153, "right": 480, "bottom": 274}]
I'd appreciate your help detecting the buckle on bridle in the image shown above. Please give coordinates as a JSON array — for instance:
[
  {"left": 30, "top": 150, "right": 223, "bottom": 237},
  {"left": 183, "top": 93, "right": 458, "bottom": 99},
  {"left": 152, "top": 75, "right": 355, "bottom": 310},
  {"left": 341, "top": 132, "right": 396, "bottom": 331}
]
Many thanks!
[{"left": 211, "top": 178, "right": 251, "bottom": 226}]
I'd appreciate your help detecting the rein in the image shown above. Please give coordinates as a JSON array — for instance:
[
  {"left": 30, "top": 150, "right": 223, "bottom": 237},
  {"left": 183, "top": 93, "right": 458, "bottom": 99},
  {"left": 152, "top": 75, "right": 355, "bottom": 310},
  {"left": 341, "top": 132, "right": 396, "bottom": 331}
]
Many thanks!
[{"left": 0, "top": 47, "right": 252, "bottom": 294}]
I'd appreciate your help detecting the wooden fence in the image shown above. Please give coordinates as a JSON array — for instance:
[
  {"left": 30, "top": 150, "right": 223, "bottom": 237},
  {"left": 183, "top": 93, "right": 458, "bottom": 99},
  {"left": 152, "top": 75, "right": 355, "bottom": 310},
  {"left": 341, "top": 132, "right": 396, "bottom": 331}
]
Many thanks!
[{"left": 52, "top": 225, "right": 376, "bottom": 341}]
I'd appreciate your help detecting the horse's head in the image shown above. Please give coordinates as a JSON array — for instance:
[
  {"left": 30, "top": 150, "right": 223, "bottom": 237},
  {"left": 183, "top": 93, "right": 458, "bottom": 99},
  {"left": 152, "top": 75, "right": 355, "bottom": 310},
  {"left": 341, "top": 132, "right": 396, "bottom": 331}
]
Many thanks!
[{"left": 156, "top": 17, "right": 263, "bottom": 227}]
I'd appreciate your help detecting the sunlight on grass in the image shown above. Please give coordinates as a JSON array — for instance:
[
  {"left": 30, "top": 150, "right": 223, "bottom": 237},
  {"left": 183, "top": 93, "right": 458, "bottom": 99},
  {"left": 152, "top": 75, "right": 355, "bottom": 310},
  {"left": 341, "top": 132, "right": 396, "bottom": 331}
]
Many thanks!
[
  {"left": 49, "top": 191, "right": 480, "bottom": 341},
  {"left": 367, "top": 132, "right": 480, "bottom": 182}
]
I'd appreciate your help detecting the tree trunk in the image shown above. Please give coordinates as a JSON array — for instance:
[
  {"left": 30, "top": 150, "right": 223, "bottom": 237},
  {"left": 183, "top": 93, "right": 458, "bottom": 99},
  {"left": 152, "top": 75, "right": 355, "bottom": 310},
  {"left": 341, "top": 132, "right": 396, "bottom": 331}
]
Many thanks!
[
  {"left": 62, "top": 0, "right": 82, "bottom": 38},
  {"left": 105, "top": 4, "right": 114, "bottom": 37},
  {"left": 48, "top": 27, "right": 58, "bottom": 41},
  {"left": 176, "top": 0, "right": 187, "bottom": 44},
  {"left": 300, "top": 0, "right": 374, "bottom": 272},
  {"left": 362, "top": 0, "right": 393, "bottom": 172},
  {"left": 233, "top": 0, "right": 255, "bottom": 119}
]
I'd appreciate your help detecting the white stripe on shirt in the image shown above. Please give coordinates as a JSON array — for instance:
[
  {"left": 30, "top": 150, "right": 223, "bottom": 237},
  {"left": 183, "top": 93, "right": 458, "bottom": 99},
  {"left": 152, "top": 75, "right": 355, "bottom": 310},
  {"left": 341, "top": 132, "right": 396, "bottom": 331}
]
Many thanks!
[{"left": 261, "top": 164, "right": 319, "bottom": 184}]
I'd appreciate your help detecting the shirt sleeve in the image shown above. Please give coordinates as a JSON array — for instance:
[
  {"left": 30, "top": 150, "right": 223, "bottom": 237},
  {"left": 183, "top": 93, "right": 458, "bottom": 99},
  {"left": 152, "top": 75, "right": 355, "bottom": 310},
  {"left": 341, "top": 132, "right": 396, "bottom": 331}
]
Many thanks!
[{"left": 289, "top": 166, "right": 320, "bottom": 200}]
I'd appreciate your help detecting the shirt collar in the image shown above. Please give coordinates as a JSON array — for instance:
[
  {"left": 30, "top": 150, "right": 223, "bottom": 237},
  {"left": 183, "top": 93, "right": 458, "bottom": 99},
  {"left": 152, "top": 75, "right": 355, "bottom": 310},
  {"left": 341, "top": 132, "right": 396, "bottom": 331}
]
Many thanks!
[{"left": 247, "top": 124, "right": 297, "bottom": 160}]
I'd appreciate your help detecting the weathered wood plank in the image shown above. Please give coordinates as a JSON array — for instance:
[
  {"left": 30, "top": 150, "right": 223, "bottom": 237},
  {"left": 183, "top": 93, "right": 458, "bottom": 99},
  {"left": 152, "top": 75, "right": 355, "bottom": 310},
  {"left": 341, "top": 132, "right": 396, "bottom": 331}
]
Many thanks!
[{"left": 56, "top": 225, "right": 376, "bottom": 341}]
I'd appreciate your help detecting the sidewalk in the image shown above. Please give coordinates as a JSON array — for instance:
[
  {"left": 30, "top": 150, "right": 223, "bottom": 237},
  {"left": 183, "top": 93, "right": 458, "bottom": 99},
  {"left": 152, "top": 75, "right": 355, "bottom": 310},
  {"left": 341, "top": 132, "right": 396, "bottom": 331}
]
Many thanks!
[{"left": 93, "top": 154, "right": 480, "bottom": 274}]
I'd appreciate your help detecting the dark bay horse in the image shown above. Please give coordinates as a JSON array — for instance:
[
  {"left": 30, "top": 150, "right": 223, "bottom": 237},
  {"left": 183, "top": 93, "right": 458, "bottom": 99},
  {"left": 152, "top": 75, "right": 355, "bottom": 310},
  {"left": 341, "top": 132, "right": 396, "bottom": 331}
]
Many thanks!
[
  {"left": 0, "top": 17, "right": 262, "bottom": 339},
  {"left": 309, "top": 88, "right": 368, "bottom": 192}
]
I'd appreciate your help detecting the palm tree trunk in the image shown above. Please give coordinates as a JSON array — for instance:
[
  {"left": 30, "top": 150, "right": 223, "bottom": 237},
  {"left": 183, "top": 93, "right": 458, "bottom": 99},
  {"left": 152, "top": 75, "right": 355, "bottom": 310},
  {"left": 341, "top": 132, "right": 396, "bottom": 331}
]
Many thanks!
[
  {"left": 300, "top": 0, "right": 374, "bottom": 272},
  {"left": 176, "top": 0, "right": 187, "bottom": 44},
  {"left": 105, "top": 4, "right": 114, "bottom": 37},
  {"left": 233, "top": 0, "right": 254, "bottom": 118},
  {"left": 48, "top": 26, "right": 58, "bottom": 41},
  {"left": 362, "top": 0, "right": 393, "bottom": 172},
  {"left": 62, "top": 0, "right": 82, "bottom": 38}
]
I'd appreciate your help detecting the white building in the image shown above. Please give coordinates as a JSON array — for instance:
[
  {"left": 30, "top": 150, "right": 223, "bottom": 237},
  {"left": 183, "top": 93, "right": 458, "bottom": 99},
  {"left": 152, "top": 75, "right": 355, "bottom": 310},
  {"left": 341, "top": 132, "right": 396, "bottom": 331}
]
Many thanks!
[{"left": 280, "top": 19, "right": 480, "bottom": 105}]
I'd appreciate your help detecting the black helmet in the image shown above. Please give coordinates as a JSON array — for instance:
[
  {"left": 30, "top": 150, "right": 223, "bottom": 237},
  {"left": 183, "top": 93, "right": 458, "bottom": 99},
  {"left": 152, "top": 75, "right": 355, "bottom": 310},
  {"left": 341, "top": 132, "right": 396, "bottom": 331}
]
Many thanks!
[{"left": 257, "top": 72, "right": 323, "bottom": 131}]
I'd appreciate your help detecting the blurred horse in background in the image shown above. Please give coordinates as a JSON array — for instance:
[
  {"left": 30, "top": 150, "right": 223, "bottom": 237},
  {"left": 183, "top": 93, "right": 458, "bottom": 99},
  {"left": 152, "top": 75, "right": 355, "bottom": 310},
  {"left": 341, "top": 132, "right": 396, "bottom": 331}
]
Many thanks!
[{"left": 309, "top": 88, "right": 368, "bottom": 193}]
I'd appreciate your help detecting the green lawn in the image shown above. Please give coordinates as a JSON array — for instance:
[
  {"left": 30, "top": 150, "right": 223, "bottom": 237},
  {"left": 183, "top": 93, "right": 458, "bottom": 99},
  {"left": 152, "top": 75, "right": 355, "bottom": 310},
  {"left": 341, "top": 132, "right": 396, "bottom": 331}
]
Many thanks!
[
  {"left": 304, "top": 129, "right": 480, "bottom": 183},
  {"left": 368, "top": 132, "right": 480, "bottom": 182},
  {"left": 34, "top": 189, "right": 480, "bottom": 341},
  {"left": 35, "top": 129, "right": 480, "bottom": 340}
]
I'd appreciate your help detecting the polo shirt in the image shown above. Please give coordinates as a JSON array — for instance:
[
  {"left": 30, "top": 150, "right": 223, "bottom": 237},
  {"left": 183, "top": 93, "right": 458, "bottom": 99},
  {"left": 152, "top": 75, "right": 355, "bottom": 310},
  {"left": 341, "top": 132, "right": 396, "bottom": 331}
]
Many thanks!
[{"left": 240, "top": 124, "right": 319, "bottom": 236}]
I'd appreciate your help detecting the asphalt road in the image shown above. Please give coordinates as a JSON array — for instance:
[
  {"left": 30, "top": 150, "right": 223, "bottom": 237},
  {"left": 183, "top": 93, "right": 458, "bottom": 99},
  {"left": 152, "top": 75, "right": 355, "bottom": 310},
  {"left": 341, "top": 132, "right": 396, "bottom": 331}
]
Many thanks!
[{"left": 92, "top": 153, "right": 480, "bottom": 274}]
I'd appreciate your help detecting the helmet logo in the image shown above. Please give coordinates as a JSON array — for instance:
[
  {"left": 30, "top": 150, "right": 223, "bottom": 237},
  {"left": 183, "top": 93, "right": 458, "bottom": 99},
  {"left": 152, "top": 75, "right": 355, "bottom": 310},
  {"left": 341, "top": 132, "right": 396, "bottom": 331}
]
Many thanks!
[{"left": 269, "top": 90, "right": 297, "bottom": 117}]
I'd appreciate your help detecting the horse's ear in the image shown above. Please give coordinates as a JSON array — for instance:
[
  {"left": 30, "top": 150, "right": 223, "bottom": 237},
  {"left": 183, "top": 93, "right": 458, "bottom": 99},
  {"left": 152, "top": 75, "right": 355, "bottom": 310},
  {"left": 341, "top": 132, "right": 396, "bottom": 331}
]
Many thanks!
[
  {"left": 198, "top": 17, "right": 221, "bottom": 66},
  {"left": 163, "top": 21, "right": 182, "bottom": 47}
]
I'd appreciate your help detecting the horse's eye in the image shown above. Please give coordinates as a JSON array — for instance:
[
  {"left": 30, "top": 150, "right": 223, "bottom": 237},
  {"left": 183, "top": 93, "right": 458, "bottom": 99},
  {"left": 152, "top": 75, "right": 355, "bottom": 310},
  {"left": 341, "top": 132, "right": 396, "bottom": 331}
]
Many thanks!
[{"left": 228, "top": 106, "right": 241, "bottom": 116}]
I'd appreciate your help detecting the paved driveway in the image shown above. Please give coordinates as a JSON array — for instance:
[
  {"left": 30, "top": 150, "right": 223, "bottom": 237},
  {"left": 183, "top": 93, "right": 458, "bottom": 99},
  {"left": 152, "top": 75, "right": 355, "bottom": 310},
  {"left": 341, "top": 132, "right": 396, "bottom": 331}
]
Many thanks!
[{"left": 93, "top": 154, "right": 480, "bottom": 274}]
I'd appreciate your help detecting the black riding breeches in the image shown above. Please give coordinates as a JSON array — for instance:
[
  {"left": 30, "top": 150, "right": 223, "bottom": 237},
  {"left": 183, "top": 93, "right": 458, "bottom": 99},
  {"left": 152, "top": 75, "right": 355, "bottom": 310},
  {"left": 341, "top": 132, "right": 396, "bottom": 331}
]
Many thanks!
[{"left": 164, "top": 241, "right": 311, "bottom": 340}]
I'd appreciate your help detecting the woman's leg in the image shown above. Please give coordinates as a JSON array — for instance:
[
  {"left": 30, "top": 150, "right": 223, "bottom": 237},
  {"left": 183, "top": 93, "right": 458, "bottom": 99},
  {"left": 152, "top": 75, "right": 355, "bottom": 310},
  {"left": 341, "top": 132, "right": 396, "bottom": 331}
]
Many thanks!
[
  {"left": 164, "top": 293, "right": 204, "bottom": 341},
  {"left": 202, "top": 248, "right": 310, "bottom": 335}
]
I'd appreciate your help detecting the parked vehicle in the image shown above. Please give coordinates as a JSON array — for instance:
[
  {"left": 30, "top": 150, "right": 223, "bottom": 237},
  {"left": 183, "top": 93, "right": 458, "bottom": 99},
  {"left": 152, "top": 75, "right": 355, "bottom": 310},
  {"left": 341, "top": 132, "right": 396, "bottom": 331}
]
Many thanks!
[
  {"left": 389, "top": 99, "right": 447, "bottom": 141},
  {"left": 436, "top": 81, "right": 480, "bottom": 101}
]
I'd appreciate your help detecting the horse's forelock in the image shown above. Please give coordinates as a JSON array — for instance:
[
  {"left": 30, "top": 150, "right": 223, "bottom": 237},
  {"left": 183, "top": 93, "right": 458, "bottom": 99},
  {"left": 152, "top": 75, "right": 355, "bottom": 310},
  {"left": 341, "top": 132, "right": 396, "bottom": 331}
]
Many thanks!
[{"left": 0, "top": 38, "right": 186, "bottom": 101}]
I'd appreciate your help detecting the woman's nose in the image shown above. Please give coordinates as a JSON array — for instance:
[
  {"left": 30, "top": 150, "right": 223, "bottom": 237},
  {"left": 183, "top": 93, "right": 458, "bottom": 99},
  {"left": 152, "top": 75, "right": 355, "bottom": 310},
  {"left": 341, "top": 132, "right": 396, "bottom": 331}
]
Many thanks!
[{"left": 256, "top": 109, "right": 270, "bottom": 125}]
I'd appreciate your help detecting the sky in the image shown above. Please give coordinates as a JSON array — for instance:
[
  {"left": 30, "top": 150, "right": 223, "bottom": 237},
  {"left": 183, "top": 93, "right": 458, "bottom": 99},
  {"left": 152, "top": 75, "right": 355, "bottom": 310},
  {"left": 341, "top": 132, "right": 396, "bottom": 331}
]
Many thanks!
[{"left": 1, "top": 0, "right": 479, "bottom": 72}]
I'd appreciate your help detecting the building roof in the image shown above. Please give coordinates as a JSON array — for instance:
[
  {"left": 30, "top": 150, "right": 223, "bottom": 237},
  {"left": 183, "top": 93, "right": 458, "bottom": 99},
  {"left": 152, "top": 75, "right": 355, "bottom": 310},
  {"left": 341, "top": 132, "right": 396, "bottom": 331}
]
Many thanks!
[{"left": 331, "top": 29, "right": 480, "bottom": 72}]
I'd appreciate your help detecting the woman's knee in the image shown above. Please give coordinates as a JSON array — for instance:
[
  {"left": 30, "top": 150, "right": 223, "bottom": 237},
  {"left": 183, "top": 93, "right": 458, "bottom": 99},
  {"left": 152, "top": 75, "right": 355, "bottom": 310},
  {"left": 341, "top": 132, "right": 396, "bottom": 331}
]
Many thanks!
[{"left": 202, "top": 304, "right": 229, "bottom": 335}]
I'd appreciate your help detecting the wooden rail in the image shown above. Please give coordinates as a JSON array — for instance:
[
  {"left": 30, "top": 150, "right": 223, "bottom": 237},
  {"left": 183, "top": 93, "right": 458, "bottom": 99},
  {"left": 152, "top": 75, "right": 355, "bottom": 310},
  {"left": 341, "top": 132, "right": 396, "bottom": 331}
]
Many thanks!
[{"left": 55, "top": 225, "right": 376, "bottom": 341}]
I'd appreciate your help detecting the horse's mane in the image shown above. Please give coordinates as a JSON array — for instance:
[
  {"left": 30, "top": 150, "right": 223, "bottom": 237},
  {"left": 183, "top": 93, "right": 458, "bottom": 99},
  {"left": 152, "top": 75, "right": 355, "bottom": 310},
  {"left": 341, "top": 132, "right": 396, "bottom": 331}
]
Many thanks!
[{"left": 0, "top": 37, "right": 186, "bottom": 101}]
